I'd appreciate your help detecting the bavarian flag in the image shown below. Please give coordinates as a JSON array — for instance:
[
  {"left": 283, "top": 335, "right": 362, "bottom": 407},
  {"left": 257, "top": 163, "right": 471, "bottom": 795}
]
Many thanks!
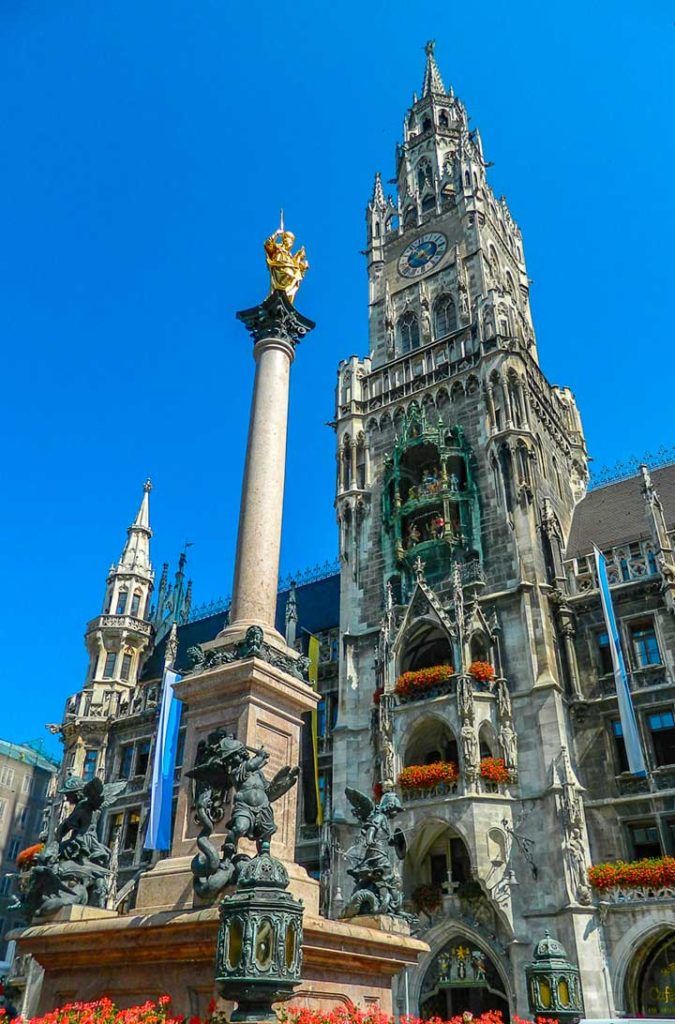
[{"left": 301, "top": 634, "right": 323, "bottom": 826}]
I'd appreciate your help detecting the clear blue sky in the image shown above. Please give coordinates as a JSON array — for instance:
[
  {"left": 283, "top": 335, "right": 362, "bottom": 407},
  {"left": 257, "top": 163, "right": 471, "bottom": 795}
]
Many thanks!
[{"left": 1, "top": 1, "right": 673, "bottom": 755}]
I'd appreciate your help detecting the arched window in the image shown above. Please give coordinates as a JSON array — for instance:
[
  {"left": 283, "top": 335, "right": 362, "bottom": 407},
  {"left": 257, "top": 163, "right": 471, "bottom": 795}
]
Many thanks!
[
  {"left": 517, "top": 443, "right": 531, "bottom": 485},
  {"left": 403, "top": 206, "right": 417, "bottom": 230},
  {"left": 439, "top": 110, "right": 449, "bottom": 129},
  {"left": 464, "top": 170, "right": 471, "bottom": 188},
  {"left": 417, "top": 161, "right": 432, "bottom": 193},
  {"left": 499, "top": 444, "right": 515, "bottom": 512},
  {"left": 130, "top": 591, "right": 142, "bottom": 616},
  {"left": 398, "top": 312, "right": 420, "bottom": 353},
  {"left": 434, "top": 295, "right": 457, "bottom": 337},
  {"left": 115, "top": 590, "right": 128, "bottom": 615},
  {"left": 421, "top": 194, "right": 435, "bottom": 213},
  {"left": 422, "top": 116, "right": 432, "bottom": 132}
]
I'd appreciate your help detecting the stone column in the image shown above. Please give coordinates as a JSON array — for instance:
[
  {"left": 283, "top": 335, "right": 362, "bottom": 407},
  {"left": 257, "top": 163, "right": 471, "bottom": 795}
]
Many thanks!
[{"left": 221, "top": 291, "right": 315, "bottom": 641}]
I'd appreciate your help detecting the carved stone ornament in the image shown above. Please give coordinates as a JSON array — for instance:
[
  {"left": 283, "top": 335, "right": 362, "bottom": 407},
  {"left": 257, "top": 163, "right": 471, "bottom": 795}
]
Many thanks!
[
  {"left": 10, "top": 776, "right": 126, "bottom": 920},
  {"left": 186, "top": 729, "right": 300, "bottom": 898},
  {"left": 237, "top": 290, "right": 315, "bottom": 348},
  {"left": 186, "top": 626, "right": 310, "bottom": 682}
]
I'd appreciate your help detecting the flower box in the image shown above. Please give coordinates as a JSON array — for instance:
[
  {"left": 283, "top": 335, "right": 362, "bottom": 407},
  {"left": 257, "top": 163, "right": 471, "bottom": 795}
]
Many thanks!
[
  {"left": 588, "top": 855, "right": 675, "bottom": 891},
  {"left": 411, "top": 883, "right": 443, "bottom": 913},
  {"left": 398, "top": 761, "right": 459, "bottom": 790},
  {"left": 468, "top": 660, "right": 496, "bottom": 683},
  {"left": 479, "top": 757, "right": 510, "bottom": 785},
  {"left": 394, "top": 664, "right": 454, "bottom": 700}
]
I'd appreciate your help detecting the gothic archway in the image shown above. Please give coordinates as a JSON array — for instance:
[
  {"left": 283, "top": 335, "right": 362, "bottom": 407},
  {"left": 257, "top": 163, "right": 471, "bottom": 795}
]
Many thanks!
[
  {"left": 626, "top": 928, "right": 675, "bottom": 1018},
  {"left": 419, "top": 934, "right": 510, "bottom": 1021}
]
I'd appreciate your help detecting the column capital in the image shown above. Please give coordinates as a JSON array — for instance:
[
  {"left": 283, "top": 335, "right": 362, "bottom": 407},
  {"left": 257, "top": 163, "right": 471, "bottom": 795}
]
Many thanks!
[{"left": 236, "top": 290, "right": 315, "bottom": 349}]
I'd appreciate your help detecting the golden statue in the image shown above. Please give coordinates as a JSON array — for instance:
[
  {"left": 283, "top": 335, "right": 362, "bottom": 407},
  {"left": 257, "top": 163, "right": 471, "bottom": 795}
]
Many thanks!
[{"left": 264, "top": 212, "right": 309, "bottom": 304}]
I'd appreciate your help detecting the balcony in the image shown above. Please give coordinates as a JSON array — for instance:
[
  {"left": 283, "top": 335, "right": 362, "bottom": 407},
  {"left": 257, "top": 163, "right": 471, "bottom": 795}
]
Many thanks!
[
  {"left": 598, "top": 663, "right": 669, "bottom": 697},
  {"left": 87, "top": 613, "right": 152, "bottom": 637},
  {"left": 362, "top": 331, "right": 478, "bottom": 414}
]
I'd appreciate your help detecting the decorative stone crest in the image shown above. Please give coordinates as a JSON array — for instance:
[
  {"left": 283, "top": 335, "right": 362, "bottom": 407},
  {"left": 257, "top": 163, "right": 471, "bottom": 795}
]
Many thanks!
[{"left": 186, "top": 625, "right": 310, "bottom": 682}]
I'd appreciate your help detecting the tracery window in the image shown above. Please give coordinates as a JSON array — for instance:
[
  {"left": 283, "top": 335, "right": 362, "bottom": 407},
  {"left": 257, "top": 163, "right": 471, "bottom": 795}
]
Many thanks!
[
  {"left": 434, "top": 295, "right": 457, "bottom": 337},
  {"left": 398, "top": 311, "right": 420, "bottom": 353}
]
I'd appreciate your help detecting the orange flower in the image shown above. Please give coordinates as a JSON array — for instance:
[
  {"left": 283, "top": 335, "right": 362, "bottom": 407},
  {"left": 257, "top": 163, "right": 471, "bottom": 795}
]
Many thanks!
[
  {"left": 479, "top": 757, "right": 510, "bottom": 784},
  {"left": 468, "top": 661, "right": 495, "bottom": 683},
  {"left": 16, "top": 843, "right": 44, "bottom": 869},
  {"left": 588, "top": 855, "right": 675, "bottom": 891},
  {"left": 394, "top": 665, "right": 454, "bottom": 699},
  {"left": 398, "top": 761, "right": 459, "bottom": 789}
]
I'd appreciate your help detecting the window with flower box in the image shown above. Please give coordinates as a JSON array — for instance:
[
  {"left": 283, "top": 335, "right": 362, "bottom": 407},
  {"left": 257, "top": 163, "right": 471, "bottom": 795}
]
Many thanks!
[{"left": 628, "top": 822, "right": 662, "bottom": 860}]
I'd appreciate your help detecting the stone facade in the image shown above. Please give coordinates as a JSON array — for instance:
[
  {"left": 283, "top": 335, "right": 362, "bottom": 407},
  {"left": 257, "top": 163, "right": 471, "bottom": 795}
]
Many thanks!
[{"left": 330, "top": 43, "right": 673, "bottom": 1022}]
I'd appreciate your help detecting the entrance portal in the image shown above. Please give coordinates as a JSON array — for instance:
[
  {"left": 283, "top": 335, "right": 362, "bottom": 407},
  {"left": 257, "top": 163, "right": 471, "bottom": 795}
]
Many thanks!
[
  {"left": 637, "top": 931, "right": 675, "bottom": 1018},
  {"left": 420, "top": 938, "right": 509, "bottom": 1022}
]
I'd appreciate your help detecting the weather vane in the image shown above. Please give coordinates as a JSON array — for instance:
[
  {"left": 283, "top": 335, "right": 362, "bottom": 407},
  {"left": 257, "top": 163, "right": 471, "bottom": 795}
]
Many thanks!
[{"left": 263, "top": 209, "right": 309, "bottom": 304}]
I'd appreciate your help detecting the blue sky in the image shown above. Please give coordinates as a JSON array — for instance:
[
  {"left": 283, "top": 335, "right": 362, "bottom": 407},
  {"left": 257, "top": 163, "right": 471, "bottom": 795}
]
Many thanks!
[{"left": 1, "top": 1, "right": 673, "bottom": 755}]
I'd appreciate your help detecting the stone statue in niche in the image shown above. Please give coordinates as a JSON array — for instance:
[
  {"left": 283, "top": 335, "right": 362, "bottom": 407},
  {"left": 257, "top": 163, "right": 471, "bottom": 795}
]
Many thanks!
[
  {"left": 342, "top": 788, "right": 412, "bottom": 921},
  {"left": 461, "top": 719, "right": 479, "bottom": 772},
  {"left": 498, "top": 720, "right": 517, "bottom": 770},
  {"left": 186, "top": 730, "right": 299, "bottom": 898}
]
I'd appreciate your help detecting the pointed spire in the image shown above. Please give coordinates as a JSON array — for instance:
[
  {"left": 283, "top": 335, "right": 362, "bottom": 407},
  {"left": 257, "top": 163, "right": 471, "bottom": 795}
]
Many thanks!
[
  {"left": 118, "top": 480, "right": 153, "bottom": 575},
  {"left": 371, "top": 171, "right": 386, "bottom": 208},
  {"left": 421, "top": 40, "right": 446, "bottom": 97}
]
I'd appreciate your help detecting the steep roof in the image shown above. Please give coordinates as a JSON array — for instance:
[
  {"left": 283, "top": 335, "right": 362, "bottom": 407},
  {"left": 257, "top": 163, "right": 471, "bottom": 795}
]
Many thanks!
[
  {"left": 140, "top": 572, "right": 340, "bottom": 680},
  {"left": 565, "top": 463, "right": 675, "bottom": 559}
]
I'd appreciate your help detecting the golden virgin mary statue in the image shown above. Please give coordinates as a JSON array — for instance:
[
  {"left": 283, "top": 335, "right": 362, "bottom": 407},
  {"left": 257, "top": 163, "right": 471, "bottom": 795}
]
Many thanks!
[{"left": 264, "top": 213, "right": 309, "bottom": 304}]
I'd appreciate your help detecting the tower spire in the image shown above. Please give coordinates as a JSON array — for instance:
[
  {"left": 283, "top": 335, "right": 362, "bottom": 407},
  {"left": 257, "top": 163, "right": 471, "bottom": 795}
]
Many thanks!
[
  {"left": 371, "top": 171, "right": 386, "bottom": 208},
  {"left": 118, "top": 479, "right": 153, "bottom": 575},
  {"left": 421, "top": 39, "right": 446, "bottom": 97}
]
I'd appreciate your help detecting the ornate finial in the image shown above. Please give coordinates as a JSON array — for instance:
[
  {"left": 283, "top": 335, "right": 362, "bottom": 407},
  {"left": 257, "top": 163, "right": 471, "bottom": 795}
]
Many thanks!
[
  {"left": 413, "top": 555, "right": 425, "bottom": 582},
  {"left": 263, "top": 214, "right": 309, "bottom": 304},
  {"left": 422, "top": 39, "right": 446, "bottom": 97},
  {"left": 144, "top": 478, "right": 152, "bottom": 493},
  {"left": 425, "top": 39, "right": 435, "bottom": 56}
]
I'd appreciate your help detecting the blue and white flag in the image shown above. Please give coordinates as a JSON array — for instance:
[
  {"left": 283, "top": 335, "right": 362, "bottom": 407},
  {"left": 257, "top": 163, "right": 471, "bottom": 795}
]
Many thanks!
[
  {"left": 144, "top": 668, "right": 182, "bottom": 850},
  {"left": 594, "top": 545, "right": 647, "bottom": 777}
]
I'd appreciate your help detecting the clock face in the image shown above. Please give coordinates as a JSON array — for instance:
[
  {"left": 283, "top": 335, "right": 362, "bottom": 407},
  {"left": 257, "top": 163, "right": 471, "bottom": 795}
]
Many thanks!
[{"left": 398, "top": 232, "right": 448, "bottom": 278}]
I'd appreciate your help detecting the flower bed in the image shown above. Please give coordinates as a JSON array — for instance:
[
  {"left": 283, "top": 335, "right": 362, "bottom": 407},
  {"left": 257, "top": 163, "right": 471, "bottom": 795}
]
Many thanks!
[
  {"left": 398, "top": 761, "right": 459, "bottom": 790},
  {"left": 468, "top": 660, "right": 495, "bottom": 683},
  {"left": 394, "top": 664, "right": 454, "bottom": 700},
  {"left": 479, "top": 757, "right": 510, "bottom": 784},
  {"left": 280, "top": 1008, "right": 556, "bottom": 1024},
  {"left": 0, "top": 996, "right": 197, "bottom": 1024},
  {"left": 588, "top": 855, "right": 675, "bottom": 891}
]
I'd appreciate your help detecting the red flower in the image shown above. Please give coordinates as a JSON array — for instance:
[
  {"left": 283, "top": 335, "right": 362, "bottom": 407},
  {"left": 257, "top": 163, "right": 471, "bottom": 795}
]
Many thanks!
[
  {"left": 479, "top": 757, "right": 510, "bottom": 784},
  {"left": 394, "top": 665, "right": 454, "bottom": 698},
  {"left": 398, "top": 761, "right": 459, "bottom": 790},
  {"left": 16, "top": 843, "right": 45, "bottom": 869},
  {"left": 468, "top": 661, "right": 495, "bottom": 683},
  {"left": 588, "top": 855, "right": 675, "bottom": 891}
]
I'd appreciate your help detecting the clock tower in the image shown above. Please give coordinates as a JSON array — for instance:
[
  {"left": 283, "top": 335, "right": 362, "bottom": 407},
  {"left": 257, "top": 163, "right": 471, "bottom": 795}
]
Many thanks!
[{"left": 331, "top": 42, "right": 610, "bottom": 1021}]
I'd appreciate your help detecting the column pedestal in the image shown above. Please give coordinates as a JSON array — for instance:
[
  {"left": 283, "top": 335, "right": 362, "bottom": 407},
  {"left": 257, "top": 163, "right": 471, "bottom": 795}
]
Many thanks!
[{"left": 136, "top": 656, "right": 320, "bottom": 914}]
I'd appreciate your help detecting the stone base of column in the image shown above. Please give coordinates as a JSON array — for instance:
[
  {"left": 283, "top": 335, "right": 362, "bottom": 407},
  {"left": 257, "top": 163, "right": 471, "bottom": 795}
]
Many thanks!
[{"left": 135, "top": 654, "right": 319, "bottom": 913}]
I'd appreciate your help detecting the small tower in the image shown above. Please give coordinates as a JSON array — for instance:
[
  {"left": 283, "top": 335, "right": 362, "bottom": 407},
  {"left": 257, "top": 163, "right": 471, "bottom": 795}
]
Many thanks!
[{"left": 60, "top": 482, "right": 155, "bottom": 785}]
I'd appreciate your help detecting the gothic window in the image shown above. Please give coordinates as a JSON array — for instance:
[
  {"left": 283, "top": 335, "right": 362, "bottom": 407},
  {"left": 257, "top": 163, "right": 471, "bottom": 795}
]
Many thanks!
[
  {"left": 508, "top": 374, "right": 524, "bottom": 427},
  {"left": 417, "top": 161, "right": 432, "bottom": 193},
  {"left": 135, "top": 739, "right": 151, "bottom": 777},
  {"left": 434, "top": 295, "right": 457, "bottom": 337},
  {"left": 120, "top": 651, "right": 133, "bottom": 681},
  {"left": 403, "top": 206, "right": 417, "bottom": 230},
  {"left": 398, "top": 311, "right": 420, "bottom": 353},
  {"left": 118, "top": 744, "right": 133, "bottom": 780},
  {"left": 647, "top": 710, "right": 675, "bottom": 766},
  {"left": 422, "top": 116, "right": 431, "bottom": 132},
  {"left": 629, "top": 619, "right": 661, "bottom": 667},
  {"left": 83, "top": 748, "right": 98, "bottom": 782},
  {"left": 628, "top": 822, "right": 662, "bottom": 859},
  {"left": 115, "top": 590, "right": 128, "bottom": 615},
  {"left": 596, "top": 631, "right": 613, "bottom": 676},
  {"left": 374, "top": 222, "right": 380, "bottom": 237},
  {"left": 498, "top": 444, "right": 515, "bottom": 512},
  {"left": 130, "top": 592, "right": 142, "bottom": 616},
  {"left": 123, "top": 809, "right": 141, "bottom": 851},
  {"left": 552, "top": 457, "right": 562, "bottom": 498},
  {"left": 505, "top": 271, "right": 516, "bottom": 297},
  {"left": 103, "top": 652, "right": 116, "bottom": 678},
  {"left": 464, "top": 170, "right": 471, "bottom": 188},
  {"left": 439, "top": 110, "right": 449, "bottom": 129},
  {"left": 610, "top": 720, "right": 629, "bottom": 773},
  {"left": 421, "top": 194, "right": 435, "bottom": 213}
]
